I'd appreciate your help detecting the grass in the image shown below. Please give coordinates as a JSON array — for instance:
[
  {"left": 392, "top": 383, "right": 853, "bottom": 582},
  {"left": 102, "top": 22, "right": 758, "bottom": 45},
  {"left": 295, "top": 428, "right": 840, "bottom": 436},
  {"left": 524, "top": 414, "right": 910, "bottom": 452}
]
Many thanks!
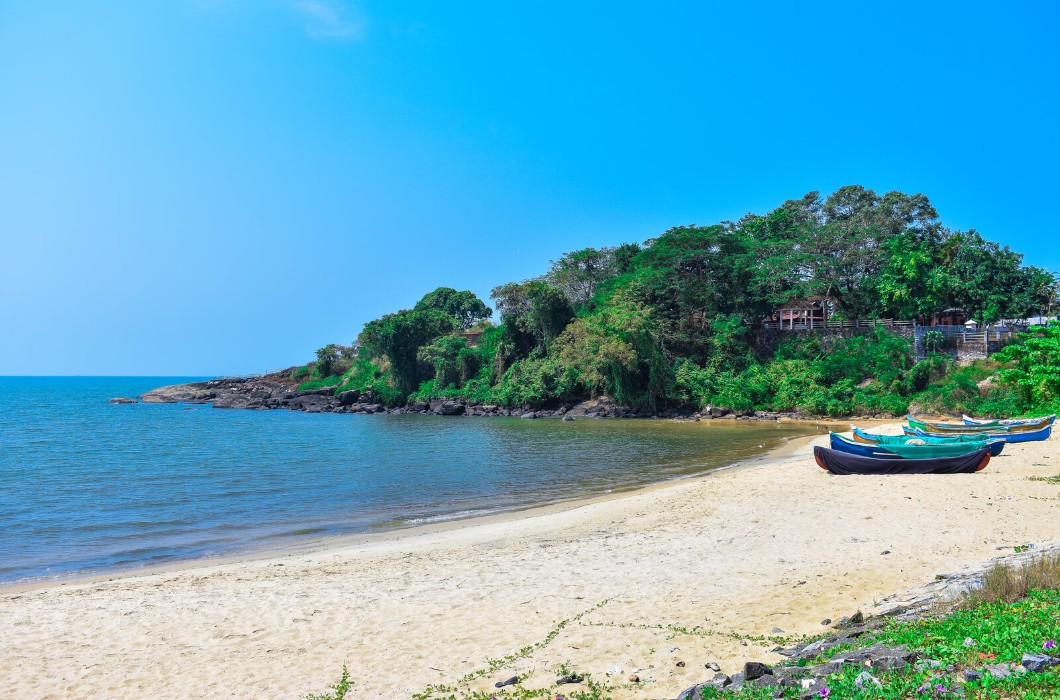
[
  {"left": 1028, "top": 474, "right": 1060, "bottom": 486},
  {"left": 297, "top": 375, "right": 343, "bottom": 391},
  {"left": 960, "top": 553, "right": 1060, "bottom": 606},
  {"left": 306, "top": 665, "right": 352, "bottom": 700}
]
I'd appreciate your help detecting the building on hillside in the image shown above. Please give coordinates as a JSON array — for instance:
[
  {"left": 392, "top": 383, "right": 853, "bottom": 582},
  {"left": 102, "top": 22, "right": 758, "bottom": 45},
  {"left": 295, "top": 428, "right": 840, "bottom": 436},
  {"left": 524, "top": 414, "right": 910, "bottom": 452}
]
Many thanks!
[
  {"left": 928, "top": 308, "right": 968, "bottom": 326},
  {"left": 763, "top": 296, "right": 837, "bottom": 330}
]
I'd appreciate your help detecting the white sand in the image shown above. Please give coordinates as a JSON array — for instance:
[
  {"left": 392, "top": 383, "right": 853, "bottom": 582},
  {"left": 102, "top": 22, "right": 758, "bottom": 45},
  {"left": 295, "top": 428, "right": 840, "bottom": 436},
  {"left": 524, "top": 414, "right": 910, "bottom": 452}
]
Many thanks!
[{"left": 2, "top": 425, "right": 1058, "bottom": 699}]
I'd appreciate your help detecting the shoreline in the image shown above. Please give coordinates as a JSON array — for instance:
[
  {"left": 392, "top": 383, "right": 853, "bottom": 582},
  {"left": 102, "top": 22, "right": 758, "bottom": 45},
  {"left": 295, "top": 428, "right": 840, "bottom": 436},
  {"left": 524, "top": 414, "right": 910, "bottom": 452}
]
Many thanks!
[
  {"left": 0, "top": 419, "right": 855, "bottom": 595},
  {"left": 4, "top": 422, "right": 1056, "bottom": 699}
]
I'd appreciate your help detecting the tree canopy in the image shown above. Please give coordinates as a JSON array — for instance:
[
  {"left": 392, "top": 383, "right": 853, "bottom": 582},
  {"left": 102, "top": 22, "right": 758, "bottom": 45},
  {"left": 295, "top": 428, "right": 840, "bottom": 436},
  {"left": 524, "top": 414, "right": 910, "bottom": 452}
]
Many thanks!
[{"left": 301, "top": 186, "right": 1056, "bottom": 415}]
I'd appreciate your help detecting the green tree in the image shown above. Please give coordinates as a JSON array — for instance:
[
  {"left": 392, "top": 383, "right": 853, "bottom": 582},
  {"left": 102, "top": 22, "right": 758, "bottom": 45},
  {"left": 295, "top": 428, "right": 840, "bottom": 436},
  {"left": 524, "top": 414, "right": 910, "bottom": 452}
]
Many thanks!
[
  {"left": 491, "top": 280, "right": 575, "bottom": 353},
  {"left": 995, "top": 321, "right": 1060, "bottom": 410},
  {"left": 359, "top": 309, "right": 458, "bottom": 393},
  {"left": 876, "top": 231, "right": 953, "bottom": 319},
  {"left": 631, "top": 224, "right": 753, "bottom": 358},
  {"left": 944, "top": 230, "right": 1045, "bottom": 324},
  {"left": 416, "top": 335, "right": 480, "bottom": 390},
  {"left": 315, "top": 344, "right": 339, "bottom": 377},
  {"left": 546, "top": 247, "right": 624, "bottom": 306},
  {"left": 414, "top": 287, "right": 492, "bottom": 329}
]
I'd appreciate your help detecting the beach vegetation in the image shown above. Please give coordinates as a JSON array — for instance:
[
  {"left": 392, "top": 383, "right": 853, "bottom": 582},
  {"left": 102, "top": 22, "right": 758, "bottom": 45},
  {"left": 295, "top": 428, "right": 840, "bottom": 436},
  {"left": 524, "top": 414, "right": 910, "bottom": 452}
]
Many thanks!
[
  {"left": 693, "top": 556, "right": 1060, "bottom": 699},
  {"left": 305, "top": 664, "right": 352, "bottom": 700},
  {"left": 301, "top": 186, "right": 1056, "bottom": 415}
]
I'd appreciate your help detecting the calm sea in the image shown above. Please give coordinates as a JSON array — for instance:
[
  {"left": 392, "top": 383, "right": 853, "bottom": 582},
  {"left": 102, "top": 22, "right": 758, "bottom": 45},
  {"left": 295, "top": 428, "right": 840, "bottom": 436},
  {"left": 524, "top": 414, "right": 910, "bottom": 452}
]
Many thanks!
[{"left": 0, "top": 377, "right": 824, "bottom": 585}]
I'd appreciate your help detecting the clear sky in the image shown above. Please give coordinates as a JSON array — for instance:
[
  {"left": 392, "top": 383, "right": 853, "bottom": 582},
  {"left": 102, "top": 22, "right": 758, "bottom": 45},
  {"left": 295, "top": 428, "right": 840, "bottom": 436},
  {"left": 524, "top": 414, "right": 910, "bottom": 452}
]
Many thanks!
[{"left": 2, "top": 1, "right": 1057, "bottom": 375}]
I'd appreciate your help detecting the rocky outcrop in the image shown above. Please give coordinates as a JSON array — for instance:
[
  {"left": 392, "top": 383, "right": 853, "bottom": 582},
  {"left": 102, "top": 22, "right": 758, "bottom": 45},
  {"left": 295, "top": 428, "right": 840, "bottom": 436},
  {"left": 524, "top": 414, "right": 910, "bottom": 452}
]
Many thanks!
[
  {"left": 108, "top": 397, "right": 138, "bottom": 404},
  {"left": 140, "top": 379, "right": 812, "bottom": 422}
]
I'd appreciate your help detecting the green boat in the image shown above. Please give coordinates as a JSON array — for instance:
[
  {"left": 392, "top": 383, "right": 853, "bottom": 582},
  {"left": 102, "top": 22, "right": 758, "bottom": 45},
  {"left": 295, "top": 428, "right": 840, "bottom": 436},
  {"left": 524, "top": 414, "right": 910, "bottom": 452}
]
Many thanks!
[
  {"left": 851, "top": 427, "right": 1004, "bottom": 456},
  {"left": 831, "top": 433, "right": 1000, "bottom": 459}
]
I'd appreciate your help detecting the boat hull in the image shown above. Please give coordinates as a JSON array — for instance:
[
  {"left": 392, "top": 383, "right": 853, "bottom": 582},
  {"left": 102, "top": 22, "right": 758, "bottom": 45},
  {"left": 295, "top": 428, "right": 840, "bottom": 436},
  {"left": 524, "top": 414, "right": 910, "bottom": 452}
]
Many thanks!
[
  {"left": 962, "top": 413, "right": 1056, "bottom": 427},
  {"left": 905, "top": 424, "right": 1052, "bottom": 444},
  {"left": 814, "top": 446, "right": 991, "bottom": 475},
  {"left": 908, "top": 414, "right": 1053, "bottom": 434}
]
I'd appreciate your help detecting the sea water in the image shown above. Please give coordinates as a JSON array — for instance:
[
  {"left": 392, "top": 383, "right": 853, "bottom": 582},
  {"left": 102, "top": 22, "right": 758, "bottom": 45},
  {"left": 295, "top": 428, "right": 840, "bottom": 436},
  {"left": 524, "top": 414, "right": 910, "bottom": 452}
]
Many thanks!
[{"left": 0, "top": 377, "right": 823, "bottom": 584}]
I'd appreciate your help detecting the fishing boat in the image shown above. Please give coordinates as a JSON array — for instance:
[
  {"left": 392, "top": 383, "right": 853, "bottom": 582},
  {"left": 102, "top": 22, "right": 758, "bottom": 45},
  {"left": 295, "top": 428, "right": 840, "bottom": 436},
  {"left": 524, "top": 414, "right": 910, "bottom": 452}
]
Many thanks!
[
  {"left": 814, "top": 446, "right": 991, "bottom": 475},
  {"left": 831, "top": 433, "right": 1001, "bottom": 459},
  {"left": 850, "top": 427, "right": 1005, "bottom": 456},
  {"left": 962, "top": 413, "right": 1056, "bottom": 427},
  {"left": 904, "top": 423, "right": 1053, "bottom": 444},
  {"left": 829, "top": 433, "right": 901, "bottom": 459},
  {"left": 907, "top": 414, "right": 1052, "bottom": 434}
]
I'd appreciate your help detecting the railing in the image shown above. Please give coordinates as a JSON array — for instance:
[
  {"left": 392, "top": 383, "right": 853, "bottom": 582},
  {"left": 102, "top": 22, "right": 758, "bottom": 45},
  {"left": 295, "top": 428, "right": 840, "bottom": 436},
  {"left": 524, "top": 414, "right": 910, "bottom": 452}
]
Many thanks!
[{"left": 761, "top": 318, "right": 914, "bottom": 331}]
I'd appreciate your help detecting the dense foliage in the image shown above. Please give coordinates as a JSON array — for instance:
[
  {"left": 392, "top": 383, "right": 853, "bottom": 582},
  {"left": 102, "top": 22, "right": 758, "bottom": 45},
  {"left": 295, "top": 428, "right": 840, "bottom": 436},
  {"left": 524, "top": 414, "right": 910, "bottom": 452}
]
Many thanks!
[{"left": 296, "top": 186, "right": 1057, "bottom": 415}]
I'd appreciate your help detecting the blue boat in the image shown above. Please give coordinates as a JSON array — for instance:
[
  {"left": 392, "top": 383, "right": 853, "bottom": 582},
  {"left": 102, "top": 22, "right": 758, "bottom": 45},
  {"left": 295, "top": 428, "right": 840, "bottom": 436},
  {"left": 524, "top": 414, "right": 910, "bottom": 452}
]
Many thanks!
[
  {"left": 829, "top": 433, "right": 902, "bottom": 459},
  {"left": 904, "top": 423, "right": 1053, "bottom": 444}
]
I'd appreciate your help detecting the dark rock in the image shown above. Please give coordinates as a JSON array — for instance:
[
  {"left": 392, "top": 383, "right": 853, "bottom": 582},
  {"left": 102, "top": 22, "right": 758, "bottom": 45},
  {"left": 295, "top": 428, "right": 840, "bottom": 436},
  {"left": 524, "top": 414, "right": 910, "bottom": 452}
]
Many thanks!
[
  {"left": 710, "top": 673, "right": 731, "bottom": 687},
  {"left": 1022, "top": 653, "right": 1060, "bottom": 673},
  {"left": 848, "top": 610, "right": 865, "bottom": 625},
  {"left": 754, "top": 674, "right": 779, "bottom": 688},
  {"left": 556, "top": 674, "right": 583, "bottom": 684},
  {"left": 744, "top": 662, "right": 773, "bottom": 681},
  {"left": 428, "top": 398, "right": 466, "bottom": 416},
  {"left": 494, "top": 676, "right": 519, "bottom": 688},
  {"left": 337, "top": 390, "right": 361, "bottom": 406},
  {"left": 676, "top": 661, "right": 685, "bottom": 667},
  {"left": 565, "top": 395, "right": 627, "bottom": 418},
  {"left": 705, "top": 662, "right": 721, "bottom": 672},
  {"left": 964, "top": 669, "right": 983, "bottom": 682},
  {"left": 803, "top": 661, "right": 843, "bottom": 676},
  {"left": 676, "top": 684, "right": 705, "bottom": 700},
  {"left": 562, "top": 415, "right": 575, "bottom": 422},
  {"left": 520, "top": 412, "right": 538, "bottom": 419},
  {"left": 821, "top": 618, "right": 832, "bottom": 626},
  {"left": 108, "top": 397, "right": 137, "bottom": 404}
]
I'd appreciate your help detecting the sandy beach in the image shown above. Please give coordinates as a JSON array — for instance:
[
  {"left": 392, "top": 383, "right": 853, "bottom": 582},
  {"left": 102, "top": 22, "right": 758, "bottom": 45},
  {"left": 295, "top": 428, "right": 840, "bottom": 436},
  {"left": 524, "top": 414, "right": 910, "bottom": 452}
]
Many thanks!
[{"left": 2, "top": 424, "right": 1058, "bottom": 700}]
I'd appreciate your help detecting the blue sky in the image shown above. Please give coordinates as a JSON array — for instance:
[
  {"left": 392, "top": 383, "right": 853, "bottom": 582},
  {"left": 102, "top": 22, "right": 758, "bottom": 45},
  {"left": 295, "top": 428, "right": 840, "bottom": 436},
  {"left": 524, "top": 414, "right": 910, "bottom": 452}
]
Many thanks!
[{"left": 1, "top": 1, "right": 1057, "bottom": 375}]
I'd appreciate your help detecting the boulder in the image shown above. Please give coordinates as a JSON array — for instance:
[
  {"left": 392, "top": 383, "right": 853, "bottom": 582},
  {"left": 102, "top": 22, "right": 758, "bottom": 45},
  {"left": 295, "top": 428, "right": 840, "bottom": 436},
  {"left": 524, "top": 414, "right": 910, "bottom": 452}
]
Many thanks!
[
  {"left": 338, "top": 390, "right": 361, "bottom": 406},
  {"left": 744, "top": 662, "right": 773, "bottom": 681},
  {"left": 854, "top": 671, "right": 882, "bottom": 690},
  {"left": 108, "top": 397, "right": 137, "bottom": 404},
  {"left": 1022, "top": 654, "right": 1060, "bottom": 673},
  {"left": 429, "top": 398, "right": 466, "bottom": 416},
  {"left": 565, "top": 396, "right": 624, "bottom": 418}
]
